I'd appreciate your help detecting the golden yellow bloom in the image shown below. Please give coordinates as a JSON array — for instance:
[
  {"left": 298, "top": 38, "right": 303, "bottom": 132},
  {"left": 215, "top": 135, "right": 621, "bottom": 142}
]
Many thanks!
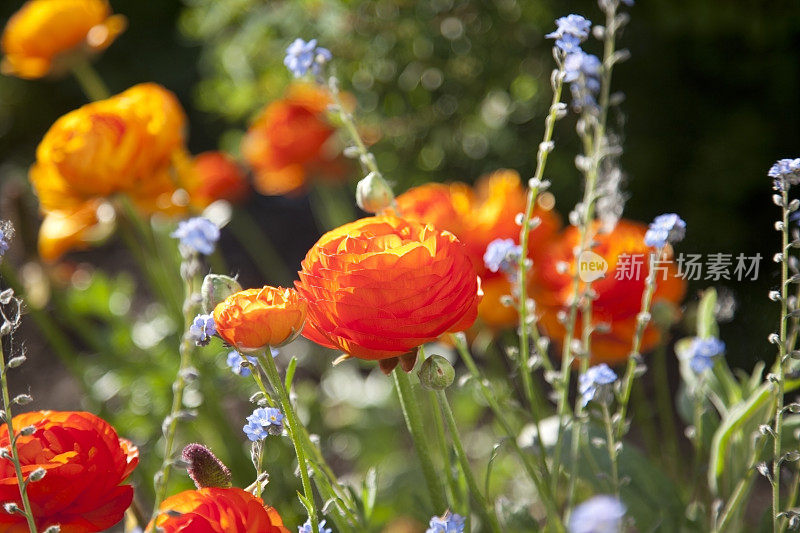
[
  {"left": 1, "top": 0, "right": 126, "bottom": 79},
  {"left": 214, "top": 287, "right": 308, "bottom": 352},
  {"left": 29, "top": 83, "right": 192, "bottom": 260}
]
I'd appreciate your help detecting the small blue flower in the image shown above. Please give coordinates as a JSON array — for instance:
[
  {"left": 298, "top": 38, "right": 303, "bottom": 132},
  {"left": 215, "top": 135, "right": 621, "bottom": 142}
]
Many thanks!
[
  {"left": 171, "top": 217, "right": 220, "bottom": 255},
  {"left": 298, "top": 518, "right": 333, "bottom": 533},
  {"left": 243, "top": 407, "right": 284, "bottom": 441},
  {"left": 189, "top": 314, "right": 216, "bottom": 346},
  {"left": 683, "top": 336, "right": 725, "bottom": 373},
  {"left": 568, "top": 495, "right": 626, "bottom": 533},
  {"left": 564, "top": 51, "right": 602, "bottom": 111},
  {"left": 483, "top": 238, "right": 522, "bottom": 274},
  {"left": 426, "top": 511, "right": 465, "bottom": 533},
  {"left": 284, "top": 38, "right": 332, "bottom": 78},
  {"left": 644, "top": 213, "right": 686, "bottom": 248},
  {"left": 554, "top": 33, "right": 584, "bottom": 54},
  {"left": 226, "top": 351, "right": 257, "bottom": 377},
  {"left": 0, "top": 228, "right": 9, "bottom": 258},
  {"left": 769, "top": 158, "right": 800, "bottom": 190},
  {"left": 546, "top": 14, "right": 592, "bottom": 42},
  {"left": 579, "top": 364, "right": 618, "bottom": 407}
]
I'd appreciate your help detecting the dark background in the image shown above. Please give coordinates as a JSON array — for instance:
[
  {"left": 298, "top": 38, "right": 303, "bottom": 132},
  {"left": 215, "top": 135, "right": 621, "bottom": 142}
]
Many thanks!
[{"left": 1, "top": 0, "right": 799, "bottom": 380}]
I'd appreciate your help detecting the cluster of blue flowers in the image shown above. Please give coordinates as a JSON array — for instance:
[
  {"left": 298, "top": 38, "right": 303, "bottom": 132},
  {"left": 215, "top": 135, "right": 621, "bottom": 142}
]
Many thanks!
[
  {"left": 483, "top": 238, "right": 522, "bottom": 275},
  {"left": 189, "top": 313, "right": 216, "bottom": 346},
  {"left": 579, "top": 363, "right": 618, "bottom": 407},
  {"left": 644, "top": 213, "right": 686, "bottom": 248},
  {"left": 426, "top": 511, "right": 465, "bottom": 533},
  {"left": 683, "top": 336, "right": 725, "bottom": 373},
  {"left": 769, "top": 158, "right": 800, "bottom": 191},
  {"left": 568, "top": 495, "right": 626, "bottom": 533},
  {"left": 285, "top": 38, "right": 332, "bottom": 78},
  {"left": 243, "top": 407, "right": 284, "bottom": 441},
  {"left": 546, "top": 15, "right": 601, "bottom": 112},
  {"left": 171, "top": 217, "right": 220, "bottom": 256},
  {"left": 298, "top": 518, "right": 333, "bottom": 533}
]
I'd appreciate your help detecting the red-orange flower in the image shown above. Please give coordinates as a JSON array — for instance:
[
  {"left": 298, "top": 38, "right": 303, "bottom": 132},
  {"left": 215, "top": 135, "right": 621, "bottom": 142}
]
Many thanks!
[
  {"left": 29, "top": 83, "right": 193, "bottom": 260},
  {"left": 0, "top": 410, "right": 138, "bottom": 533},
  {"left": 150, "top": 487, "right": 290, "bottom": 533},
  {"left": 394, "top": 170, "right": 560, "bottom": 327},
  {"left": 530, "top": 220, "right": 687, "bottom": 364},
  {"left": 1, "top": 0, "right": 126, "bottom": 79},
  {"left": 296, "top": 215, "right": 481, "bottom": 361},
  {"left": 214, "top": 286, "right": 308, "bottom": 351},
  {"left": 241, "top": 83, "right": 344, "bottom": 196},
  {"left": 190, "top": 151, "right": 250, "bottom": 207}
]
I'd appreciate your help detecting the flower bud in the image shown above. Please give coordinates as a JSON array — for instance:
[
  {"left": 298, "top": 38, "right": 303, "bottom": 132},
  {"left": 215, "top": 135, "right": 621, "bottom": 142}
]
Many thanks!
[
  {"left": 201, "top": 274, "right": 242, "bottom": 314},
  {"left": 28, "top": 467, "right": 46, "bottom": 482},
  {"left": 417, "top": 354, "right": 455, "bottom": 390},
  {"left": 182, "top": 443, "right": 232, "bottom": 489},
  {"left": 356, "top": 172, "right": 395, "bottom": 213}
]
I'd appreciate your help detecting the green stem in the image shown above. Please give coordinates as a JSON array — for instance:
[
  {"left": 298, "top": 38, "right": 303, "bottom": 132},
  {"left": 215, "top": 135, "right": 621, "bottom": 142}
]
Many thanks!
[
  {"left": 652, "top": 335, "right": 681, "bottom": 474},
  {"left": 435, "top": 389, "right": 502, "bottom": 533},
  {"left": 616, "top": 248, "right": 661, "bottom": 440},
  {"left": 713, "top": 436, "right": 767, "bottom": 533},
  {"left": 0, "top": 330, "right": 38, "bottom": 533},
  {"left": 429, "top": 389, "right": 458, "bottom": 508},
  {"left": 392, "top": 367, "right": 448, "bottom": 513},
  {"left": 71, "top": 58, "right": 111, "bottom": 101},
  {"left": 773, "top": 187, "right": 790, "bottom": 532},
  {"left": 147, "top": 260, "right": 199, "bottom": 530},
  {"left": 257, "top": 351, "right": 320, "bottom": 533},
  {"left": 451, "top": 334, "right": 564, "bottom": 532},
  {"left": 601, "top": 403, "right": 620, "bottom": 496}
]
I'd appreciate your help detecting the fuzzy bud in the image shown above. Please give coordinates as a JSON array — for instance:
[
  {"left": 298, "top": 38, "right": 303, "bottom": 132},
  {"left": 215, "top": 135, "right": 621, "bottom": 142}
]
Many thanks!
[
  {"left": 417, "top": 354, "right": 455, "bottom": 391},
  {"left": 182, "top": 443, "right": 233, "bottom": 489},
  {"left": 28, "top": 467, "right": 46, "bottom": 482},
  {"left": 201, "top": 274, "right": 242, "bottom": 314},
  {"left": 356, "top": 172, "right": 394, "bottom": 213}
]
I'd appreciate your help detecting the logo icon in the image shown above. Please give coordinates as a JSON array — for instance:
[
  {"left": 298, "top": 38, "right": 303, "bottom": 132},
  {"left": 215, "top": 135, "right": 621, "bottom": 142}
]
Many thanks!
[{"left": 578, "top": 250, "right": 608, "bottom": 282}]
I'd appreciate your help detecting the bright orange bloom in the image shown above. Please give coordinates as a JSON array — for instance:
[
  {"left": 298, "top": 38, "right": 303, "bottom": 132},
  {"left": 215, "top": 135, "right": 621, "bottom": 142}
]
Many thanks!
[
  {"left": 530, "top": 220, "right": 687, "bottom": 364},
  {"left": 394, "top": 170, "right": 560, "bottom": 327},
  {"left": 190, "top": 151, "right": 250, "bottom": 207},
  {"left": 29, "top": 83, "right": 193, "bottom": 261},
  {"left": 241, "top": 83, "right": 343, "bottom": 196},
  {"left": 150, "top": 487, "right": 290, "bottom": 533},
  {"left": 0, "top": 410, "right": 138, "bottom": 533},
  {"left": 214, "top": 286, "right": 308, "bottom": 351},
  {"left": 1, "top": 0, "right": 126, "bottom": 79},
  {"left": 296, "top": 215, "right": 482, "bottom": 361}
]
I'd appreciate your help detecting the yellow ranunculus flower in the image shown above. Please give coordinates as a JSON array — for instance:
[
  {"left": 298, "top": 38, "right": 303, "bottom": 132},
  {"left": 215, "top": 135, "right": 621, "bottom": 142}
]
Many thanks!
[
  {"left": 1, "top": 0, "right": 126, "bottom": 79},
  {"left": 30, "top": 83, "right": 192, "bottom": 261}
]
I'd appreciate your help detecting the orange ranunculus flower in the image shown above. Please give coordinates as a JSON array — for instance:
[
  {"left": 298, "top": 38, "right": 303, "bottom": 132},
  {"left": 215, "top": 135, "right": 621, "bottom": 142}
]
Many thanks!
[
  {"left": 241, "top": 82, "right": 343, "bottom": 196},
  {"left": 214, "top": 286, "right": 308, "bottom": 351},
  {"left": 296, "top": 215, "right": 482, "bottom": 362},
  {"left": 190, "top": 151, "right": 250, "bottom": 207},
  {"left": 1, "top": 0, "right": 126, "bottom": 79},
  {"left": 29, "top": 82, "right": 192, "bottom": 261},
  {"left": 150, "top": 487, "right": 290, "bottom": 533},
  {"left": 0, "top": 410, "right": 138, "bottom": 533},
  {"left": 394, "top": 169, "right": 560, "bottom": 327},
  {"left": 530, "top": 219, "right": 687, "bottom": 365}
]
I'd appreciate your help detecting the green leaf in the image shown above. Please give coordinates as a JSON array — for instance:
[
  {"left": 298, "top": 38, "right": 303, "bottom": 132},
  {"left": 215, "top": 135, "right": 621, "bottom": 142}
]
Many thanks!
[
  {"left": 285, "top": 357, "right": 298, "bottom": 391},
  {"left": 361, "top": 467, "right": 377, "bottom": 521}
]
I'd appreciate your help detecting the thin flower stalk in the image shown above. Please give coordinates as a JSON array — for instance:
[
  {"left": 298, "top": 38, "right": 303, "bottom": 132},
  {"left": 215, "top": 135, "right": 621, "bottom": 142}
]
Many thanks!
[
  {"left": 392, "top": 367, "right": 448, "bottom": 513},
  {"left": 435, "top": 388, "right": 502, "bottom": 533},
  {"left": 256, "top": 351, "right": 320, "bottom": 533},
  {"left": 71, "top": 58, "right": 111, "bottom": 101},
  {"left": 601, "top": 403, "right": 620, "bottom": 496},
  {"left": 554, "top": 0, "right": 625, "bottom": 500},
  {"left": 147, "top": 257, "right": 202, "bottom": 529},
  {"left": 0, "top": 295, "right": 38, "bottom": 533},
  {"left": 773, "top": 185, "right": 790, "bottom": 531},
  {"left": 243, "top": 356, "right": 360, "bottom": 531},
  {"left": 517, "top": 50, "right": 565, "bottom": 415},
  {"left": 451, "top": 334, "right": 564, "bottom": 532},
  {"left": 615, "top": 248, "right": 662, "bottom": 440}
]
